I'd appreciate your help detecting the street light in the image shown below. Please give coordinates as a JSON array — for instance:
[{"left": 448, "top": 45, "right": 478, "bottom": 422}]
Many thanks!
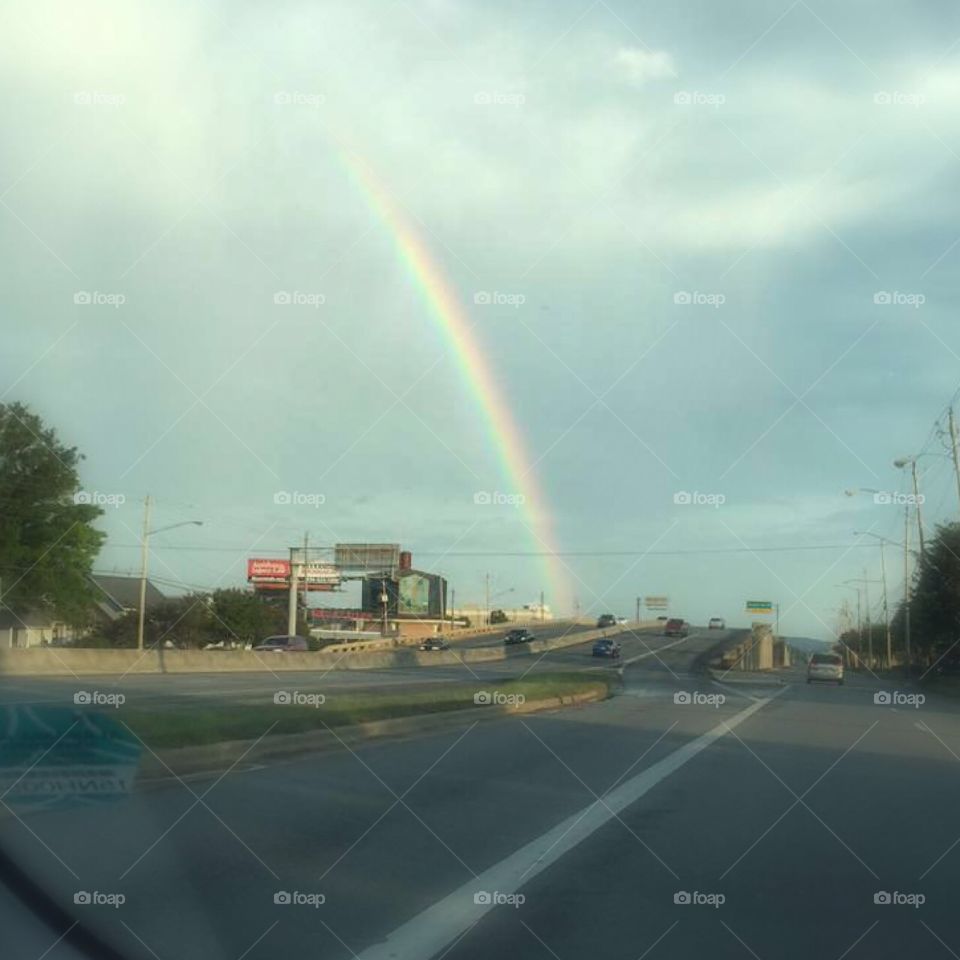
[
  {"left": 854, "top": 531, "right": 898, "bottom": 668},
  {"left": 893, "top": 457, "right": 926, "bottom": 558},
  {"left": 845, "top": 487, "right": 912, "bottom": 673},
  {"left": 138, "top": 496, "right": 203, "bottom": 651}
]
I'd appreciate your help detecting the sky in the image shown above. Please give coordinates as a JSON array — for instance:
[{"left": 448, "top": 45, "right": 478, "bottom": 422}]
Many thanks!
[{"left": 3, "top": 0, "right": 960, "bottom": 638}]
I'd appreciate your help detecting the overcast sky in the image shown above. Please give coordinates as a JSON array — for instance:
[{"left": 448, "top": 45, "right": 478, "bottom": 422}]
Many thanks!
[{"left": 4, "top": 0, "right": 960, "bottom": 637}]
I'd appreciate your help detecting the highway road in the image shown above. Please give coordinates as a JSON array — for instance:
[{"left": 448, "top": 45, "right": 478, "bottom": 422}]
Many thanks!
[
  {"left": 5, "top": 634, "right": 958, "bottom": 959},
  {"left": 0, "top": 623, "right": 692, "bottom": 712}
]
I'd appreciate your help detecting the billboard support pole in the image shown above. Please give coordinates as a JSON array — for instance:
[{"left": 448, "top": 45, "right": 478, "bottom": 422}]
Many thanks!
[{"left": 287, "top": 547, "right": 299, "bottom": 636}]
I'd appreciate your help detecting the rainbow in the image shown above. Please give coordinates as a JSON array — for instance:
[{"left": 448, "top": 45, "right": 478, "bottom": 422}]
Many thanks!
[{"left": 340, "top": 153, "right": 570, "bottom": 613}]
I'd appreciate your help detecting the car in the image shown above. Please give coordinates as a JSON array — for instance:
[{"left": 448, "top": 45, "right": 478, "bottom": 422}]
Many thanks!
[
  {"left": 419, "top": 637, "right": 450, "bottom": 651},
  {"left": 616, "top": 617, "right": 628, "bottom": 625},
  {"left": 596, "top": 613, "right": 617, "bottom": 628},
  {"left": 504, "top": 628, "right": 534, "bottom": 645},
  {"left": 708, "top": 617, "right": 725, "bottom": 630},
  {"left": 592, "top": 638, "right": 621, "bottom": 658},
  {"left": 807, "top": 652, "right": 844, "bottom": 684},
  {"left": 664, "top": 618, "right": 688, "bottom": 637},
  {"left": 253, "top": 634, "right": 309, "bottom": 652}
]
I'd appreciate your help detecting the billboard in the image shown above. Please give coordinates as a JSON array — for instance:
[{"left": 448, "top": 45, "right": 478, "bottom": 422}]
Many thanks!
[
  {"left": 399, "top": 573, "right": 432, "bottom": 616},
  {"left": 248, "top": 558, "right": 290, "bottom": 583},
  {"left": 645, "top": 596, "right": 669, "bottom": 610},
  {"left": 335, "top": 543, "right": 400, "bottom": 572}
]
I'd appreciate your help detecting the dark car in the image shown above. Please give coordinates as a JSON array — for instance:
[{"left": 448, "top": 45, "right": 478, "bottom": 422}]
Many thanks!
[
  {"left": 253, "top": 634, "right": 310, "bottom": 652},
  {"left": 504, "top": 629, "right": 534, "bottom": 645},
  {"left": 596, "top": 613, "right": 617, "bottom": 628},
  {"left": 592, "top": 638, "right": 621, "bottom": 658},
  {"left": 664, "top": 618, "right": 688, "bottom": 637},
  {"left": 419, "top": 637, "right": 450, "bottom": 651}
]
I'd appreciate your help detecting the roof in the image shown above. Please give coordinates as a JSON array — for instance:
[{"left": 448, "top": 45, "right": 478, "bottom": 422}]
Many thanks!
[{"left": 89, "top": 574, "right": 166, "bottom": 617}]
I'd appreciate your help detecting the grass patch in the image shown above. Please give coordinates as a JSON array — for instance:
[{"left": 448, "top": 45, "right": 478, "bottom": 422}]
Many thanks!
[{"left": 123, "top": 672, "right": 612, "bottom": 749}]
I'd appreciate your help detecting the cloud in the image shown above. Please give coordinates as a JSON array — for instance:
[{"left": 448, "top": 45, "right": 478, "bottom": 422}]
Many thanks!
[{"left": 614, "top": 48, "right": 676, "bottom": 85}]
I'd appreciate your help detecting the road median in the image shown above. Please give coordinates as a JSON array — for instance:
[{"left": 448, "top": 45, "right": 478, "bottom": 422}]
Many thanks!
[{"left": 134, "top": 672, "right": 613, "bottom": 780}]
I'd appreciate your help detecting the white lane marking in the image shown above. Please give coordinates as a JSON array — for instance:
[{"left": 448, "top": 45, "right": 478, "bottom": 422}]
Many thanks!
[
  {"left": 620, "top": 634, "right": 694, "bottom": 665},
  {"left": 355, "top": 688, "right": 786, "bottom": 960}
]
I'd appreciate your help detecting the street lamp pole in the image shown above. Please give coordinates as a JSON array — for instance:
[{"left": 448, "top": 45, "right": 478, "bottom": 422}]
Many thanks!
[{"left": 137, "top": 496, "right": 203, "bottom": 651}]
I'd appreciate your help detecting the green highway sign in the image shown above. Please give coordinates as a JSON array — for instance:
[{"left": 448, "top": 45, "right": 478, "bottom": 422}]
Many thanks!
[{"left": 745, "top": 601, "right": 773, "bottom": 612}]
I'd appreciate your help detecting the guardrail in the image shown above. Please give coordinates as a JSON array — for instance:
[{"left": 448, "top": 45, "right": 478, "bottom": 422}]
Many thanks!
[{"left": 0, "top": 621, "right": 660, "bottom": 676}]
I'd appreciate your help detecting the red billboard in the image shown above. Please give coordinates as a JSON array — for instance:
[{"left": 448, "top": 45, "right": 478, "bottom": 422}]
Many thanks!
[{"left": 247, "top": 558, "right": 291, "bottom": 582}]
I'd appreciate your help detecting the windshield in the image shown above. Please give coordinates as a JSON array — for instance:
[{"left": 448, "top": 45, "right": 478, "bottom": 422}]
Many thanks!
[{"left": 4, "top": 3, "right": 959, "bottom": 959}]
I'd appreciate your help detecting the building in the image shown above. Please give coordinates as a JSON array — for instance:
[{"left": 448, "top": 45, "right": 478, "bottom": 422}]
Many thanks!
[
  {"left": 0, "top": 575, "right": 167, "bottom": 649},
  {"left": 89, "top": 574, "right": 166, "bottom": 623}
]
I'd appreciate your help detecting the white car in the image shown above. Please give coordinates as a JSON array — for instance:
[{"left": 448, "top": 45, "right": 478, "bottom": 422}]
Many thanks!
[
  {"left": 807, "top": 652, "right": 844, "bottom": 685},
  {"left": 708, "top": 617, "right": 725, "bottom": 630}
]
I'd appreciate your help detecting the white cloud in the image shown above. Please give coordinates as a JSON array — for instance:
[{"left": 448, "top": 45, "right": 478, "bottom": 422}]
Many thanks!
[{"left": 614, "top": 47, "right": 676, "bottom": 86}]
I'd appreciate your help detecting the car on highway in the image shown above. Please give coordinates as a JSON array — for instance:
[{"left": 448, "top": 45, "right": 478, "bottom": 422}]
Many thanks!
[
  {"left": 504, "top": 628, "right": 534, "bottom": 645},
  {"left": 708, "top": 617, "right": 725, "bottom": 630},
  {"left": 419, "top": 637, "right": 450, "bottom": 651},
  {"left": 592, "top": 638, "right": 621, "bottom": 658},
  {"left": 253, "top": 634, "right": 310, "bottom": 652},
  {"left": 664, "top": 618, "right": 688, "bottom": 637},
  {"left": 596, "top": 613, "right": 617, "bottom": 628},
  {"left": 807, "top": 652, "right": 844, "bottom": 684}
]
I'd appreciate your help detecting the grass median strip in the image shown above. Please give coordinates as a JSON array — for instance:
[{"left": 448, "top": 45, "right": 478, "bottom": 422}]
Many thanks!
[{"left": 122, "top": 672, "right": 613, "bottom": 749}]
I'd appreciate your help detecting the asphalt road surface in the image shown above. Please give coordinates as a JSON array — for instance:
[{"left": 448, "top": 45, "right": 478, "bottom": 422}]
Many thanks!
[
  {"left": 5, "top": 634, "right": 959, "bottom": 959},
  {"left": 0, "top": 624, "right": 686, "bottom": 712}
]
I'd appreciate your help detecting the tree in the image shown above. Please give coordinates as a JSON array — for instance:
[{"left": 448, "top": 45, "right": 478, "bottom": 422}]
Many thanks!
[
  {"left": 907, "top": 522, "right": 960, "bottom": 662},
  {"left": 490, "top": 609, "right": 508, "bottom": 624},
  {"left": 209, "top": 588, "right": 285, "bottom": 646},
  {"left": 0, "top": 403, "right": 104, "bottom": 622}
]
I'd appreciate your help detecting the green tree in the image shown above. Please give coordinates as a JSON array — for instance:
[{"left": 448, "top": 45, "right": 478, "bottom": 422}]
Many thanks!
[
  {"left": 0, "top": 403, "right": 104, "bottom": 622},
  {"left": 209, "top": 588, "right": 285, "bottom": 645},
  {"left": 908, "top": 522, "right": 960, "bottom": 662}
]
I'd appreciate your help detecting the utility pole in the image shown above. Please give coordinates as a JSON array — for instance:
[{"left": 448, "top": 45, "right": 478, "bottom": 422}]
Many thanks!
[
  {"left": 485, "top": 572, "right": 490, "bottom": 626},
  {"left": 301, "top": 532, "right": 309, "bottom": 631},
  {"left": 636, "top": 596, "right": 641, "bottom": 623},
  {"left": 286, "top": 545, "right": 299, "bottom": 636},
  {"left": 904, "top": 503, "right": 912, "bottom": 673},
  {"left": 863, "top": 570, "right": 872, "bottom": 670},
  {"left": 910, "top": 460, "right": 926, "bottom": 558},
  {"left": 878, "top": 539, "right": 891, "bottom": 668},
  {"left": 450, "top": 587, "right": 456, "bottom": 629},
  {"left": 539, "top": 590, "right": 544, "bottom": 622},
  {"left": 137, "top": 494, "right": 152, "bottom": 652},
  {"left": 950, "top": 407, "right": 960, "bottom": 512},
  {"left": 775, "top": 603, "right": 780, "bottom": 642}
]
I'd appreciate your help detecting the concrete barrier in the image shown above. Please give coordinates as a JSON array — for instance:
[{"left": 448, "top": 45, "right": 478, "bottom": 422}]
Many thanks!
[{"left": 0, "top": 621, "right": 660, "bottom": 677}]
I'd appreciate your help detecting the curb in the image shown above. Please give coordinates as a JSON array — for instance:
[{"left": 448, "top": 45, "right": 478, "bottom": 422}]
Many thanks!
[{"left": 136, "top": 687, "right": 610, "bottom": 783}]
